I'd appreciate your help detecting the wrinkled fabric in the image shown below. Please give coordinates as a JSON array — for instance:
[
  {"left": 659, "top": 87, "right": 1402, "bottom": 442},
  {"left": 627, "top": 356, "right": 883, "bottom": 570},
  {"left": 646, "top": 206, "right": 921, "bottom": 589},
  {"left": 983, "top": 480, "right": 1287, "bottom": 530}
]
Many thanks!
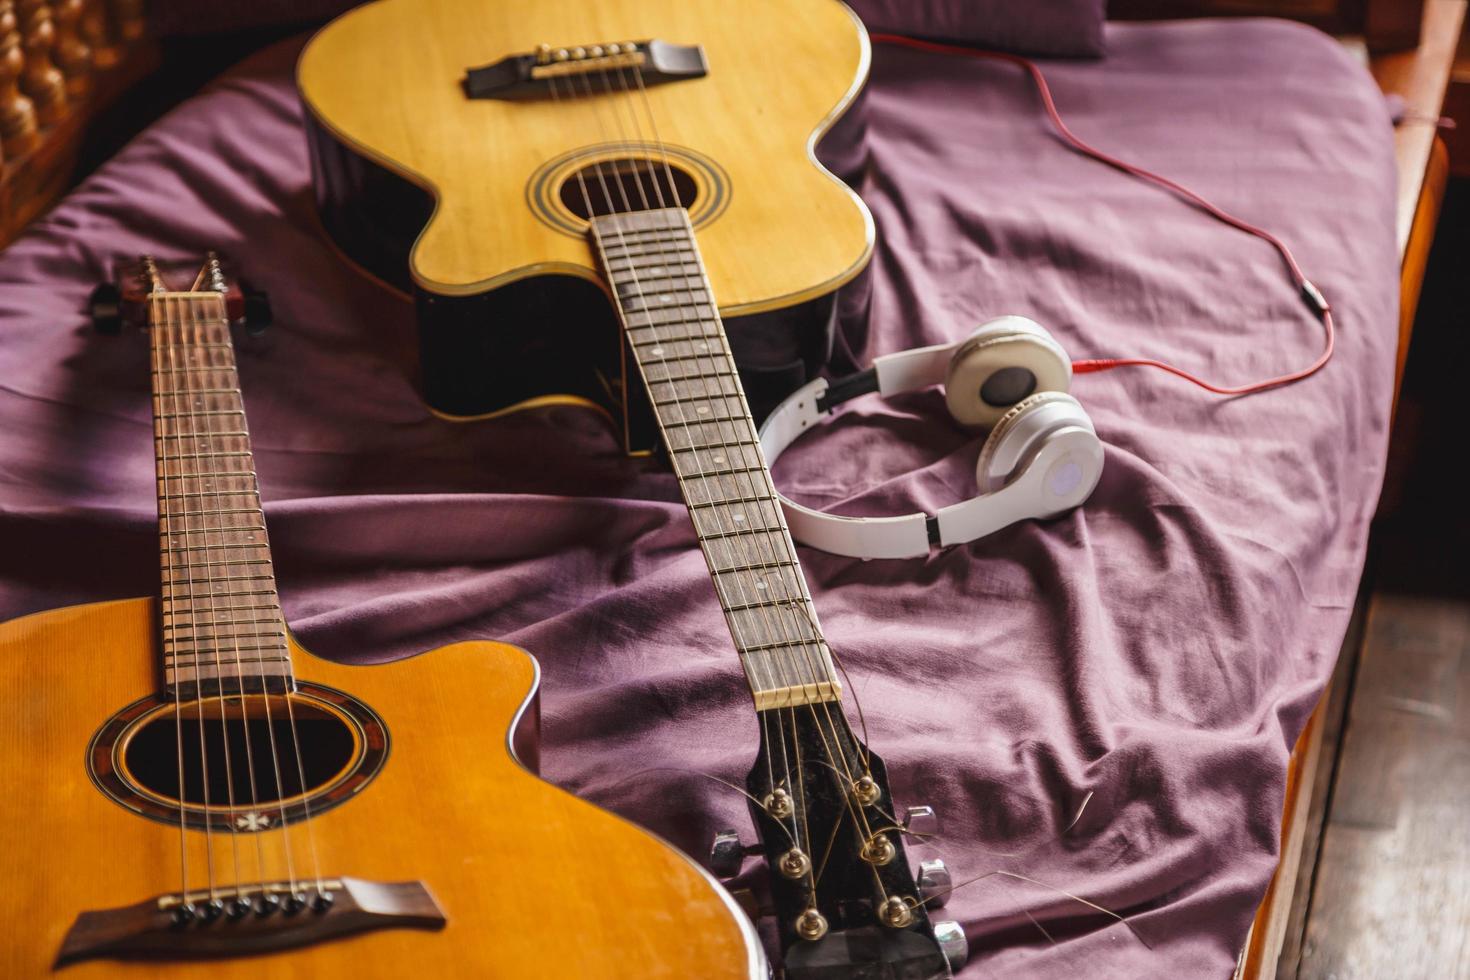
[
  {"left": 0, "top": 19, "right": 1396, "bottom": 978},
  {"left": 846, "top": 0, "right": 1106, "bottom": 58}
]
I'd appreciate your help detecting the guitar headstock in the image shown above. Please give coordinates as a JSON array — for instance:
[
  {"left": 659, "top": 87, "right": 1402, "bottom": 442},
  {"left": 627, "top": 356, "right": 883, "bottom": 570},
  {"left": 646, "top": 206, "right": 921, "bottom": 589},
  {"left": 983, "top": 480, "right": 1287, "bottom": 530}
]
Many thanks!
[
  {"left": 713, "top": 707, "right": 967, "bottom": 979},
  {"left": 88, "top": 254, "right": 271, "bottom": 335}
]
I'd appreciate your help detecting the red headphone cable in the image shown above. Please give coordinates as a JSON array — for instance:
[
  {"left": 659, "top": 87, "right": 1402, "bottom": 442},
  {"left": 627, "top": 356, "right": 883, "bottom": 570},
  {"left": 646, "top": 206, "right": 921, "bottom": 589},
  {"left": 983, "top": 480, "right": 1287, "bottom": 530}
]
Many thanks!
[{"left": 869, "top": 32, "right": 1336, "bottom": 396}]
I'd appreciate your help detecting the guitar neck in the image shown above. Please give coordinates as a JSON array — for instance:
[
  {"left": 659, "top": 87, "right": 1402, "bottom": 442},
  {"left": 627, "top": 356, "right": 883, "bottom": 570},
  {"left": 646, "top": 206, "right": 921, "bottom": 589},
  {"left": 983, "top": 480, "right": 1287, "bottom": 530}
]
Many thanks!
[
  {"left": 590, "top": 207, "right": 840, "bottom": 711},
  {"left": 148, "top": 290, "right": 292, "bottom": 696}
]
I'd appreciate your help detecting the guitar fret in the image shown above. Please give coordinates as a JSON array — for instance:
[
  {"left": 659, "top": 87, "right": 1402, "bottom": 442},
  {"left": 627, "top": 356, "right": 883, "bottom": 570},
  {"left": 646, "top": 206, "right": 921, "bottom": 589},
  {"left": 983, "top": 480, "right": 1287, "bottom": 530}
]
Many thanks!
[
  {"left": 155, "top": 431, "right": 250, "bottom": 440},
  {"left": 158, "top": 450, "right": 252, "bottom": 461},
  {"left": 162, "top": 601, "right": 278, "bottom": 618},
  {"left": 161, "top": 586, "right": 277, "bottom": 599},
  {"left": 164, "top": 525, "right": 265, "bottom": 537},
  {"left": 689, "top": 492, "right": 778, "bottom": 511},
  {"left": 155, "top": 409, "right": 245, "bottom": 421},
  {"left": 163, "top": 617, "right": 279, "bottom": 631},
  {"left": 713, "top": 557, "right": 797, "bottom": 575},
  {"left": 593, "top": 207, "right": 839, "bottom": 710},
  {"left": 166, "top": 646, "right": 286, "bottom": 660},
  {"left": 163, "top": 557, "right": 271, "bottom": 570},
  {"left": 161, "top": 507, "right": 262, "bottom": 519},
  {"left": 159, "top": 490, "right": 257, "bottom": 501}
]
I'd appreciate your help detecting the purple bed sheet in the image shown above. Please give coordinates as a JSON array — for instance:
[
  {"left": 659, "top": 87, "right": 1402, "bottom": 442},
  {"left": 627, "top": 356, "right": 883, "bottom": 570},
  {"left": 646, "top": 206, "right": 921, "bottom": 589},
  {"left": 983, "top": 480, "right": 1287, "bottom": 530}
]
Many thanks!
[{"left": 0, "top": 18, "right": 1397, "bottom": 979}]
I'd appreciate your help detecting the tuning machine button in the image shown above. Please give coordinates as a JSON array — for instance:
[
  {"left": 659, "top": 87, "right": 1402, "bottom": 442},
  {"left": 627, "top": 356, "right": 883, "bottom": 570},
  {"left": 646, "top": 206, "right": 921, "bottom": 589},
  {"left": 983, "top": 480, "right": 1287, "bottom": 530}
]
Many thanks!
[
  {"left": 933, "top": 920, "right": 969, "bottom": 970},
  {"left": 903, "top": 805, "right": 938, "bottom": 839},
  {"left": 88, "top": 282, "right": 123, "bottom": 335},
  {"left": 240, "top": 281, "right": 272, "bottom": 336},
  {"left": 917, "top": 858, "right": 953, "bottom": 908},
  {"left": 709, "top": 828, "right": 756, "bottom": 879}
]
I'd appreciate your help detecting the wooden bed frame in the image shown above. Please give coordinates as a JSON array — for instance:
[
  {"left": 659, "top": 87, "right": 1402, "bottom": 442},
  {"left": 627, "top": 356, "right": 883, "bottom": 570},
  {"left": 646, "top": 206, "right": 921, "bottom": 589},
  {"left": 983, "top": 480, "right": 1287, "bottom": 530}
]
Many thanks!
[{"left": 1, "top": 2, "right": 1463, "bottom": 976}]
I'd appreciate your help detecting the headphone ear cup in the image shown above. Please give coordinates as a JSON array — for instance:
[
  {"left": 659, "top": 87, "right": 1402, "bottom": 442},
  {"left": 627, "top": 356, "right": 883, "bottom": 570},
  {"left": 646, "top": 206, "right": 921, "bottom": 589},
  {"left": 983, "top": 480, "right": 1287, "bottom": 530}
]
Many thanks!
[
  {"left": 975, "top": 391, "right": 1102, "bottom": 507},
  {"left": 944, "top": 316, "right": 1072, "bottom": 427}
]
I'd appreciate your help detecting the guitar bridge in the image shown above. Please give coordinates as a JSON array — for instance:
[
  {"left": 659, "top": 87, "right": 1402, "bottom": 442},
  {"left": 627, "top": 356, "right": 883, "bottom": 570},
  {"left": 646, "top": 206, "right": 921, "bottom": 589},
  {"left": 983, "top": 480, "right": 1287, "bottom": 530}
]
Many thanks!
[
  {"left": 463, "top": 39, "right": 707, "bottom": 100},
  {"left": 56, "top": 878, "right": 444, "bottom": 966}
]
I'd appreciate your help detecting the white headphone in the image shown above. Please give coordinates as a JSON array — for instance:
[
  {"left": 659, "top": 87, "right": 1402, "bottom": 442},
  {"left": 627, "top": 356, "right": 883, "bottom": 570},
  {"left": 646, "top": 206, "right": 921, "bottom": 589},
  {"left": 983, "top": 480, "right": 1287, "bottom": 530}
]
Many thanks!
[{"left": 759, "top": 316, "right": 1104, "bottom": 559}]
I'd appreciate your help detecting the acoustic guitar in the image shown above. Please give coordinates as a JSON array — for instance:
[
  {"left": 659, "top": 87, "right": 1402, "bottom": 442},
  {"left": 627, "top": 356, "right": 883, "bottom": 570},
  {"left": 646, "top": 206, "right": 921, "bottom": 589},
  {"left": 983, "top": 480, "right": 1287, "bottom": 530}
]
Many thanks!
[
  {"left": 301, "top": 4, "right": 967, "bottom": 977},
  {"left": 298, "top": 0, "right": 873, "bottom": 452},
  {"left": 0, "top": 256, "right": 763, "bottom": 978}
]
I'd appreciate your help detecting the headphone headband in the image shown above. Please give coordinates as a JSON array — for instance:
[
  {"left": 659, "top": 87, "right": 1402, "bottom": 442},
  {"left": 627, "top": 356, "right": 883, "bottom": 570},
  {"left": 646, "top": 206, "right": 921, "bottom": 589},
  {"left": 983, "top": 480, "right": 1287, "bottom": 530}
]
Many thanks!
[{"left": 758, "top": 318, "right": 1104, "bottom": 559}]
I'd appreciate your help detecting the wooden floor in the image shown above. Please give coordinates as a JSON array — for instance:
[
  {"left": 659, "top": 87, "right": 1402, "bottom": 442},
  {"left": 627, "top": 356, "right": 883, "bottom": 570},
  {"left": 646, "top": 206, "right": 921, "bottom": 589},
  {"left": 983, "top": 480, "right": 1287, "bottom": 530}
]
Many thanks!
[{"left": 1275, "top": 180, "right": 1470, "bottom": 980}]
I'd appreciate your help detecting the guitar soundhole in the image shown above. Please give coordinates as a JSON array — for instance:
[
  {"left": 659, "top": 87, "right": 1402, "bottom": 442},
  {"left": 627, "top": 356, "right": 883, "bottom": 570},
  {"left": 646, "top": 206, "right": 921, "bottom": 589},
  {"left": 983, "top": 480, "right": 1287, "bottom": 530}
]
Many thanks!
[
  {"left": 89, "top": 683, "right": 389, "bottom": 831},
  {"left": 124, "top": 696, "right": 355, "bottom": 806},
  {"left": 559, "top": 156, "right": 698, "bottom": 219}
]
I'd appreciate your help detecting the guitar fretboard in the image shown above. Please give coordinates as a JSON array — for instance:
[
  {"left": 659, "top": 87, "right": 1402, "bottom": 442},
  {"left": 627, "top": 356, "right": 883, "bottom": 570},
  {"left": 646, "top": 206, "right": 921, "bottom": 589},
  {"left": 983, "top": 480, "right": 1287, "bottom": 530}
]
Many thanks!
[
  {"left": 149, "top": 292, "right": 291, "bottom": 696},
  {"left": 591, "top": 208, "right": 841, "bottom": 711}
]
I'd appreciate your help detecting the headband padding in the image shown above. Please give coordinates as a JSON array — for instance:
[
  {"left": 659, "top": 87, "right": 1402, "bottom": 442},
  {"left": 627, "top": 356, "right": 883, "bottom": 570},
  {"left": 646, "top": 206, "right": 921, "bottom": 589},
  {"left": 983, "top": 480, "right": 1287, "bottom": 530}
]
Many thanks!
[{"left": 944, "top": 317, "right": 1072, "bottom": 427}]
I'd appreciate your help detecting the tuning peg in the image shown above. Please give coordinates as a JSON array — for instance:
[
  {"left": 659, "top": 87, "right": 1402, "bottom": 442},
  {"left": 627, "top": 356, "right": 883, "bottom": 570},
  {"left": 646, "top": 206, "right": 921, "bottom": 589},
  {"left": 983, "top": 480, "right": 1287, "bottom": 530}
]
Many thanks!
[
  {"left": 240, "top": 281, "right": 272, "bottom": 336},
  {"left": 88, "top": 282, "right": 123, "bottom": 335},
  {"left": 902, "top": 805, "right": 938, "bottom": 839},
  {"left": 933, "top": 920, "right": 968, "bottom": 971},
  {"left": 917, "top": 858, "right": 953, "bottom": 908},
  {"left": 709, "top": 828, "right": 751, "bottom": 879}
]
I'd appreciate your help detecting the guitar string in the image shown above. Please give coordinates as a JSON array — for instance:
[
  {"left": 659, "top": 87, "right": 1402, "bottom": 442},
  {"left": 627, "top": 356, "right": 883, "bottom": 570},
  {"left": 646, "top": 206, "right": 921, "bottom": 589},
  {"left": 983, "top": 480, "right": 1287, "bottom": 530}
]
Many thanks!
[
  {"left": 160, "top": 291, "right": 219, "bottom": 905},
  {"left": 150, "top": 290, "right": 192, "bottom": 910},
  {"left": 623, "top": 63, "right": 899, "bottom": 910},
  {"left": 619, "top": 62, "right": 863, "bottom": 764},
  {"left": 177, "top": 286, "right": 248, "bottom": 910},
  {"left": 586, "top": 62, "right": 880, "bottom": 913},
  {"left": 588, "top": 59, "right": 825, "bottom": 741},
  {"left": 553, "top": 66, "right": 800, "bottom": 725},
  {"left": 173, "top": 281, "right": 301, "bottom": 904},
  {"left": 570, "top": 63, "right": 819, "bottom": 843},
  {"left": 584, "top": 59, "right": 803, "bottom": 875},
  {"left": 178, "top": 286, "right": 274, "bottom": 907},
  {"left": 208, "top": 281, "right": 322, "bottom": 904},
  {"left": 554, "top": 61, "right": 811, "bottom": 880},
  {"left": 617, "top": 61, "right": 891, "bottom": 898}
]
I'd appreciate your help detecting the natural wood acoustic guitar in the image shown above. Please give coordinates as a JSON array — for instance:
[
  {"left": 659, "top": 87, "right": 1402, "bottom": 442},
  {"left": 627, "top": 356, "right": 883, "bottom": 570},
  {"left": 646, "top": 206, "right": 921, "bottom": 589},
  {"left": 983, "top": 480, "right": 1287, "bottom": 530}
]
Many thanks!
[
  {"left": 298, "top": 0, "right": 874, "bottom": 452},
  {"left": 301, "top": 4, "right": 968, "bottom": 976},
  {"left": 0, "top": 256, "right": 764, "bottom": 978}
]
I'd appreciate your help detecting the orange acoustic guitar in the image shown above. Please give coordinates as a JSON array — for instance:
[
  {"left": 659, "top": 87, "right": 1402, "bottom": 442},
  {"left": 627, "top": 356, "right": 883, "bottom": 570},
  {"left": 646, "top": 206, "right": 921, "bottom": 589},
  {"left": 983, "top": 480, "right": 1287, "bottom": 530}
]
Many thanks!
[{"left": 0, "top": 256, "right": 764, "bottom": 978}]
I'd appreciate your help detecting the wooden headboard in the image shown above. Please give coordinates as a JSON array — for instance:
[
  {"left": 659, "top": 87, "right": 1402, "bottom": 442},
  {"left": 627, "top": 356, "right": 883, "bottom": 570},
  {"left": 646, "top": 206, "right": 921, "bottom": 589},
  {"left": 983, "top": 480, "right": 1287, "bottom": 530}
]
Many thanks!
[
  {"left": 0, "top": 0, "right": 153, "bottom": 247},
  {"left": 1108, "top": 0, "right": 1427, "bottom": 52}
]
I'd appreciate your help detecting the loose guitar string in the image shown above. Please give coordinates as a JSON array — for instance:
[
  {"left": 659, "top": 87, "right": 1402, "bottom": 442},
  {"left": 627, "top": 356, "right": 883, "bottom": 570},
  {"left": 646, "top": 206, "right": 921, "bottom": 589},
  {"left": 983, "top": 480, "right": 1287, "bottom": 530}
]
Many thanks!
[
  {"left": 179, "top": 281, "right": 273, "bottom": 907},
  {"left": 553, "top": 67, "right": 813, "bottom": 881},
  {"left": 617, "top": 61, "right": 894, "bottom": 894},
  {"left": 150, "top": 291, "right": 193, "bottom": 910},
  {"left": 591, "top": 63, "right": 890, "bottom": 909},
  {"left": 177, "top": 284, "right": 248, "bottom": 910}
]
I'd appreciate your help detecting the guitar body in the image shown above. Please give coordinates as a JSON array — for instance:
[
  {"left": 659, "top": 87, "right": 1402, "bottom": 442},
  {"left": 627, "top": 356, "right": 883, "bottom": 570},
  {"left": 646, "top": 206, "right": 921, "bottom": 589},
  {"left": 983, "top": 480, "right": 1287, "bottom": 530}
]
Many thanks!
[
  {"left": 0, "top": 598, "right": 762, "bottom": 978},
  {"left": 298, "top": 0, "right": 873, "bottom": 448}
]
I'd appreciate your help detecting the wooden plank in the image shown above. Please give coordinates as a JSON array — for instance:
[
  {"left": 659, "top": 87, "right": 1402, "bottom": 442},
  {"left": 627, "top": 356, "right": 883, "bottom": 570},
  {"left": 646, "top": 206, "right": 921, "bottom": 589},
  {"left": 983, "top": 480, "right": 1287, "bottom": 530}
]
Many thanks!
[
  {"left": 1296, "top": 595, "right": 1470, "bottom": 979},
  {"left": 1393, "top": 137, "right": 1449, "bottom": 416},
  {"left": 1370, "top": 0, "right": 1465, "bottom": 254}
]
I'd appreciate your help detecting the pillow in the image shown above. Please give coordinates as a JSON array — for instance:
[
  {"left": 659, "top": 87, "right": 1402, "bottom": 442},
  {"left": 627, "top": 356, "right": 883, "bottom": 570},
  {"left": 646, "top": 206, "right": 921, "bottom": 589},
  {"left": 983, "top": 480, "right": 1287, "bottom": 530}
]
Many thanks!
[{"left": 844, "top": 0, "right": 1106, "bottom": 58}]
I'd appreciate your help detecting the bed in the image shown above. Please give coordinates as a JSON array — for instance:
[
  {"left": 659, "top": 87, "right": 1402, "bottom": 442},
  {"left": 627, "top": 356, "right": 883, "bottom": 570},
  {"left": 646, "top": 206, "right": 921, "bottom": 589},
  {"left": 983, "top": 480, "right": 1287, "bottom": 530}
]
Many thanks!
[{"left": 0, "top": 13, "right": 1406, "bottom": 979}]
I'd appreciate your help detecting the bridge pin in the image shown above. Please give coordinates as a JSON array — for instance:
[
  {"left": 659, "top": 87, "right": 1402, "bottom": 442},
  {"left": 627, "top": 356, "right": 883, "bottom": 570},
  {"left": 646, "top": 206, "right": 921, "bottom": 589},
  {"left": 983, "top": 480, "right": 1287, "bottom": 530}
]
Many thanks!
[
  {"left": 284, "top": 892, "right": 308, "bottom": 915},
  {"left": 311, "top": 890, "right": 335, "bottom": 913},
  {"left": 200, "top": 899, "right": 225, "bottom": 922},
  {"left": 227, "top": 897, "right": 251, "bottom": 919},
  {"left": 170, "top": 903, "right": 197, "bottom": 927},
  {"left": 255, "top": 893, "right": 281, "bottom": 916}
]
